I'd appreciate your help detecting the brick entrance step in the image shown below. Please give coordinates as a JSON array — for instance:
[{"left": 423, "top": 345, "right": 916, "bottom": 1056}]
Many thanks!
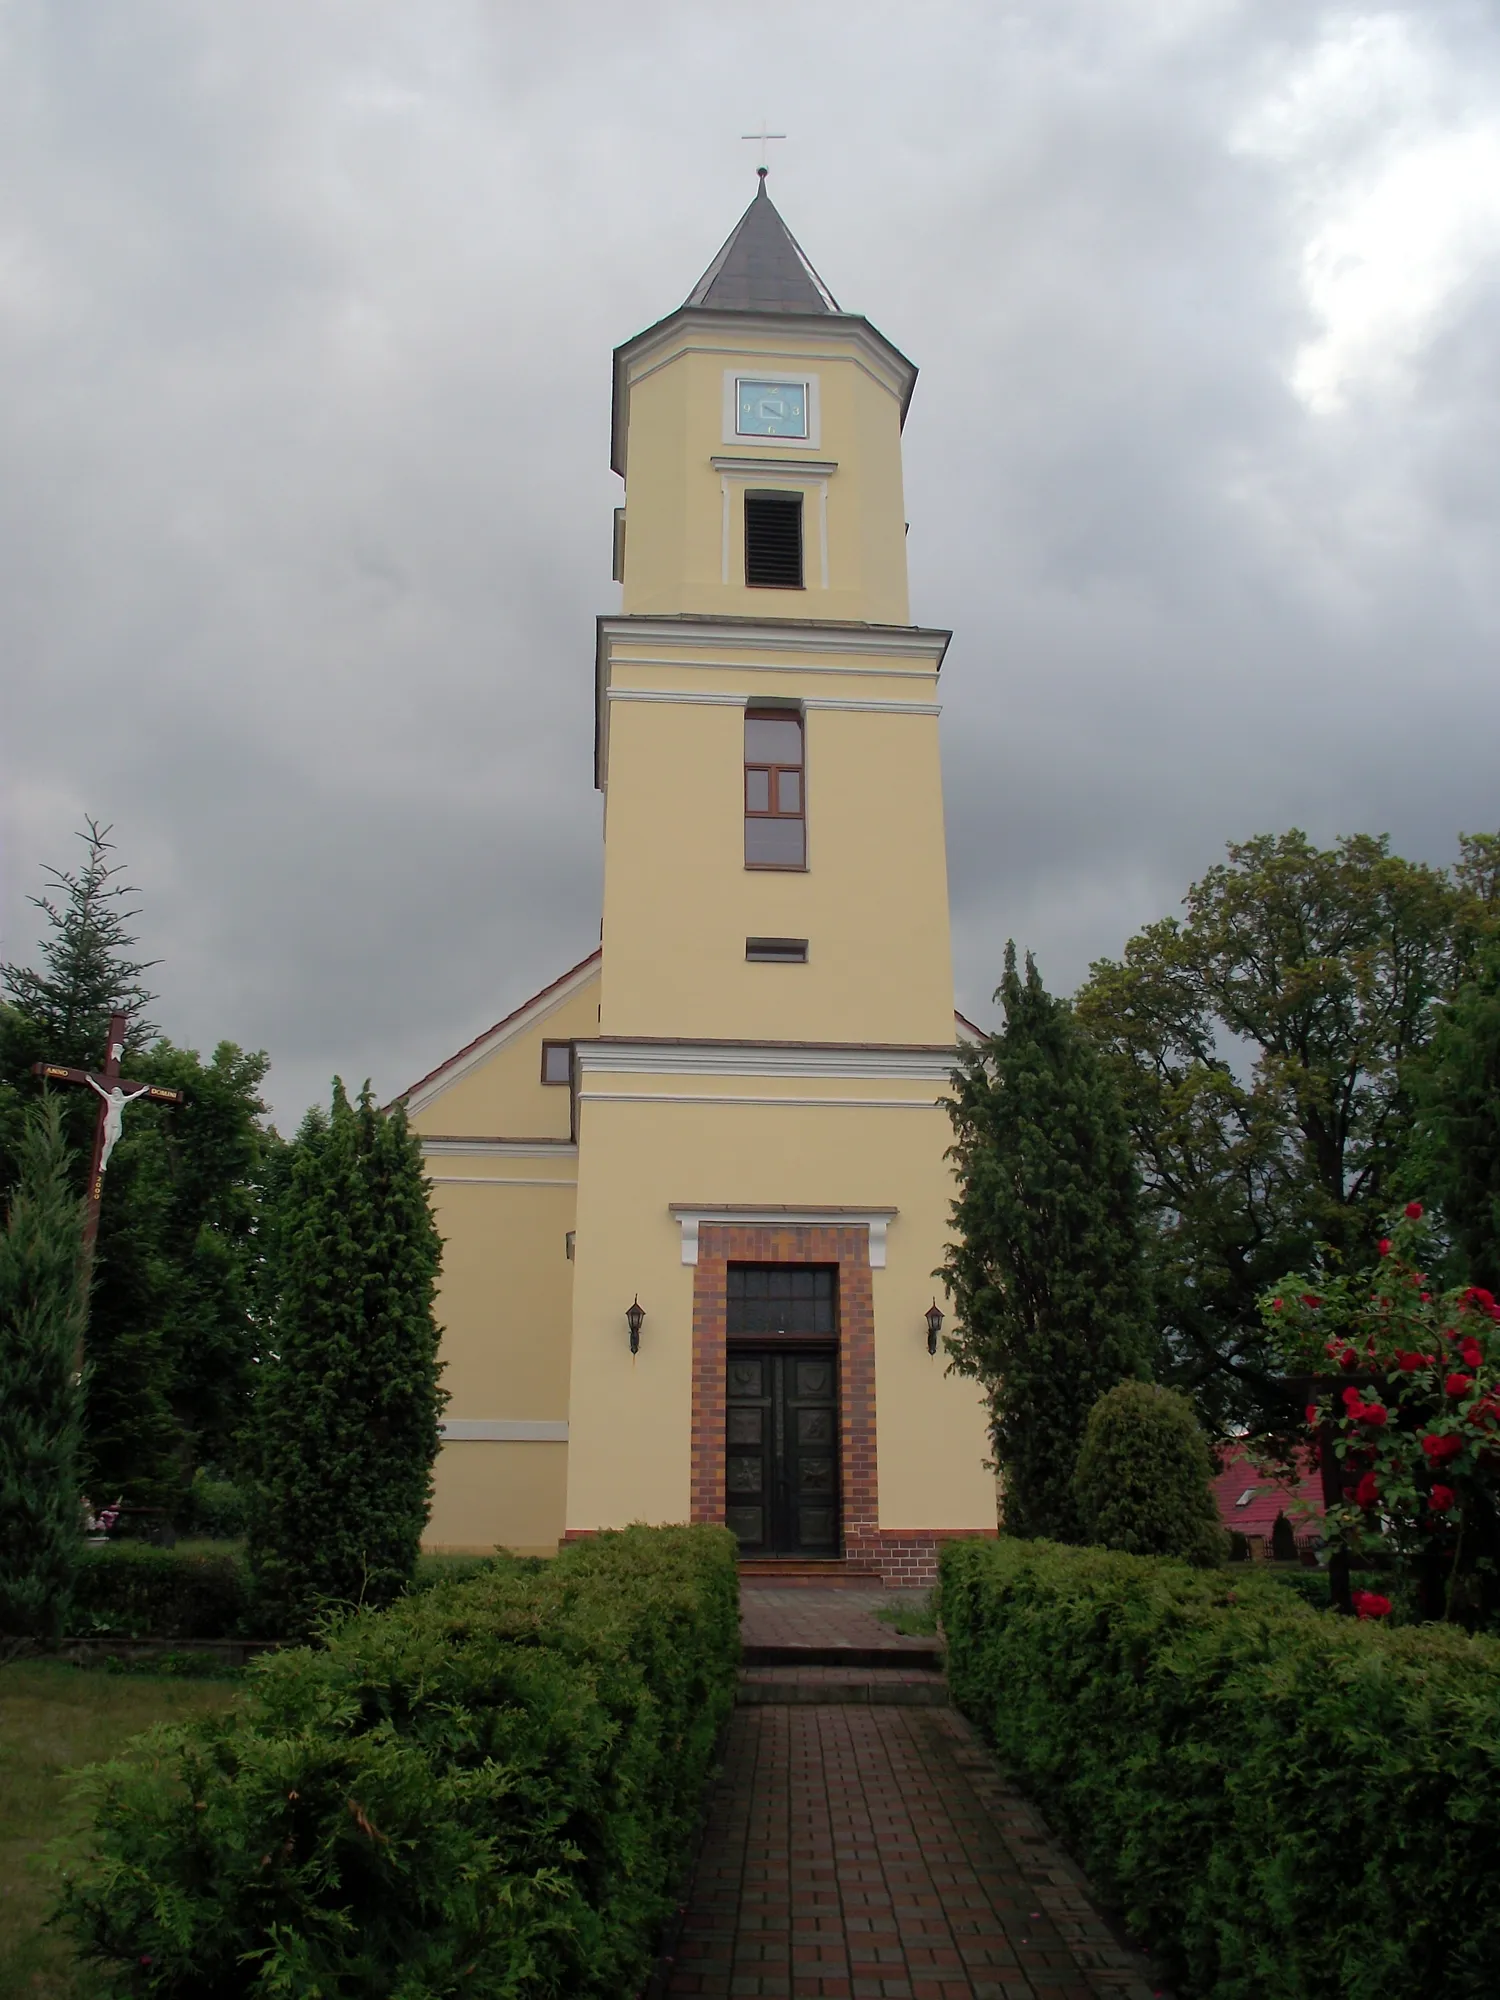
[
  {"left": 738, "top": 1583, "right": 947, "bottom": 1708},
  {"left": 737, "top": 1558, "right": 885, "bottom": 1588}
]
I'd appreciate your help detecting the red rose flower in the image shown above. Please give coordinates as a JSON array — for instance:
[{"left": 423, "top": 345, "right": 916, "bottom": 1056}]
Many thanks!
[
  {"left": 1352, "top": 1591, "right": 1392, "bottom": 1620},
  {"left": 1342, "top": 1385, "right": 1364, "bottom": 1411},
  {"left": 1301, "top": 1293, "right": 1322, "bottom": 1308},
  {"left": 1396, "top": 1351, "right": 1424, "bottom": 1373},
  {"left": 1363, "top": 1403, "right": 1388, "bottom": 1426},
  {"left": 1305, "top": 1403, "right": 1320, "bottom": 1426},
  {"left": 1271, "top": 1297, "right": 1283, "bottom": 1312},
  {"left": 1460, "top": 1339, "right": 1483, "bottom": 1369},
  {"left": 1378, "top": 1238, "right": 1392, "bottom": 1257},
  {"left": 1429, "top": 1484, "right": 1456, "bottom": 1513},
  {"left": 1421, "top": 1433, "right": 1463, "bottom": 1463},
  {"left": 1355, "top": 1471, "right": 1380, "bottom": 1508},
  {"left": 1447, "top": 1373, "right": 1473, "bottom": 1399},
  {"left": 1339, "top": 1347, "right": 1358, "bottom": 1370},
  {"left": 1405, "top": 1201, "right": 1424, "bottom": 1220}
]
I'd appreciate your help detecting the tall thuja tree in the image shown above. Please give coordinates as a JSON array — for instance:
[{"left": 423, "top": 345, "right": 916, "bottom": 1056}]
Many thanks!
[
  {"left": 1408, "top": 934, "right": 1500, "bottom": 1290},
  {"left": 250, "top": 1082, "right": 444, "bottom": 1636},
  {"left": 0, "top": 1100, "right": 88, "bottom": 1648},
  {"left": 943, "top": 944, "right": 1153, "bottom": 1542}
]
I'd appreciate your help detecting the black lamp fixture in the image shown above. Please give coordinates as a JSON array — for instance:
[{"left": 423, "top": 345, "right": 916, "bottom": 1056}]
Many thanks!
[
  {"left": 925, "top": 1300, "right": 945, "bottom": 1356},
  {"left": 625, "top": 1295, "right": 645, "bottom": 1355}
]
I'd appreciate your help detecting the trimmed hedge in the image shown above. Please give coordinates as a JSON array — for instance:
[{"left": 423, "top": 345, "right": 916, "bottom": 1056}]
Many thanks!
[
  {"left": 72, "top": 1543, "right": 253, "bottom": 1639},
  {"left": 59, "top": 1525, "right": 740, "bottom": 1997},
  {"left": 941, "top": 1537, "right": 1500, "bottom": 2000}
]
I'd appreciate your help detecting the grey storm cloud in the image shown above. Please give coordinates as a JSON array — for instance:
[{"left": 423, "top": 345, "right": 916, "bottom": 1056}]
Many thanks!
[{"left": 3, "top": 1, "right": 1500, "bottom": 1123}]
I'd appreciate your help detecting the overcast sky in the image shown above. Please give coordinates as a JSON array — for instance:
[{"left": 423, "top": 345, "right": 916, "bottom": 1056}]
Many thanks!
[{"left": 3, "top": 2, "right": 1499, "bottom": 1125}]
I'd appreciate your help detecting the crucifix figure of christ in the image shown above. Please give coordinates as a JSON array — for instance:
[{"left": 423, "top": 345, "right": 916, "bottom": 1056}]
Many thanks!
[{"left": 32, "top": 1011, "right": 185, "bottom": 1250}]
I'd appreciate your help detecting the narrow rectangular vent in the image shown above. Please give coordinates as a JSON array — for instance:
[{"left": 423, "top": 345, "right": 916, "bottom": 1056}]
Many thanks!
[
  {"left": 746, "top": 936, "right": 809, "bottom": 963},
  {"left": 744, "top": 492, "right": 803, "bottom": 589}
]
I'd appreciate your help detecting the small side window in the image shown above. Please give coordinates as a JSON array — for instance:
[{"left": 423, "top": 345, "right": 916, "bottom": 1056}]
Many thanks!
[{"left": 540, "top": 1041, "right": 573, "bottom": 1085}]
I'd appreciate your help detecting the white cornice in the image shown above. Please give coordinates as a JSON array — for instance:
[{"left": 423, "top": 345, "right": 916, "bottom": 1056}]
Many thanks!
[
  {"left": 441, "top": 1419, "right": 569, "bottom": 1443},
  {"left": 710, "top": 455, "right": 839, "bottom": 479},
  {"left": 420, "top": 1138, "right": 579, "bottom": 1158},
  {"left": 667, "top": 1203, "right": 900, "bottom": 1268},
  {"left": 426, "top": 1175, "right": 579, "bottom": 1188},
  {"left": 604, "top": 688, "right": 940, "bottom": 717},
  {"left": 578, "top": 1091, "right": 943, "bottom": 1111},
  {"left": 610, "top": 654, "right": 936, "bottom": 681},
  {"left": 574, "top": 1041, "right": 957, "bottom": 1081},
  {"left": 599, "top": 616, "right": 950, "bottom": 663}
]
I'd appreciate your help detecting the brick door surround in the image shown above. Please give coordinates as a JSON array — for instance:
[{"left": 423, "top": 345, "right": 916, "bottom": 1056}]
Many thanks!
[{"left": 690, "top": 1223, "right": 878, "bottom": 1561}]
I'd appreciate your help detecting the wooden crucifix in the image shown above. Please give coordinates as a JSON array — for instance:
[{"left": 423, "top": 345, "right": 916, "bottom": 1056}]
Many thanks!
[{"left": 32, "top": 1011, "right": 185, "bottom": 1250}]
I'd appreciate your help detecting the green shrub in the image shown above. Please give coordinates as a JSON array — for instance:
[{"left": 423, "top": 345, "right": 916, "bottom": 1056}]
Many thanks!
[
  {"left": 941, "top": 1537, "right": 1500, "bottom": 2000},
  {"left": 58, "top": 1524, "right": 740, "bottom": 1997},
  {"left": 1072, "top": 1380, "right": 1226, "bottom": 1566},
  {"left": 174, "top": 1470, "right": 247, "bottom": 1540},
  {"left": 71, "top": 1544, "right": 252, "bottom": 1640}
]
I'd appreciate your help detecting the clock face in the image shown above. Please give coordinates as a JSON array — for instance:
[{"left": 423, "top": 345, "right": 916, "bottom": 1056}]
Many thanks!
[{"left": 737, "top": 378, "right": 808, "bottom": 438}]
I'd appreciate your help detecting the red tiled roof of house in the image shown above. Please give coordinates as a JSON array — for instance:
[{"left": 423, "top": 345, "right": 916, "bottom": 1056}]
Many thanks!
[{"left": 1213, "top": 1443, "right": 1323, "bottom": 1538}]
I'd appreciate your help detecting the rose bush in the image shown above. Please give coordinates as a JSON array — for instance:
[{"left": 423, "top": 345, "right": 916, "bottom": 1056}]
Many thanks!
[{"left": 1262, "top": 1202, "right": 1500, "bottom": 1623}]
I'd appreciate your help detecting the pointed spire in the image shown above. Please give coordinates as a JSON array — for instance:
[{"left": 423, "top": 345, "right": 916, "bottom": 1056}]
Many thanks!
[{"left": 685, "top": 173, "right": 840, "bottom": 315}]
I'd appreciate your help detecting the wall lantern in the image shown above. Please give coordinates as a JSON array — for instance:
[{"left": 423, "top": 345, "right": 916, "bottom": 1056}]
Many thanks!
[
  {"left": 625, "top": 1295, "right": 645, "bottom": 1355},
  {"left": 925, "top": 1300, "right": 945, "bottom": 1356}
]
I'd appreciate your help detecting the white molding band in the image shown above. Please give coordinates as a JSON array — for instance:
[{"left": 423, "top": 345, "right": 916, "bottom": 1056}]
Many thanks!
[
  {"left": 607, "top": 654, "right": 937, "bottom": 682},
  {"left": 441, "top": 1419, "right": 569, "bottom": 1443},
  {"left": 604, "top": 688, "right": 940, "bottom": 717},
  {"left": 426, "top": 1175, "right": 579, "bottom": 1187},
  {"left": 710, "top": 454, "right": 838, "bottom": 478},
  {"left": 668, "top": 1205, "right": 899, "bottom": 1268},
  {"left": 421, "top": 1138, "right": 578, "bottom": 1158},
  {"left": 573, "top": 1042, "right": 956, "bottom": 1081},
  {"left": 578, "top": 1090, "right": 942, "bottom": 1110},
  {"left": 598, "top": 616, "right": 950, "bottom": 662}
]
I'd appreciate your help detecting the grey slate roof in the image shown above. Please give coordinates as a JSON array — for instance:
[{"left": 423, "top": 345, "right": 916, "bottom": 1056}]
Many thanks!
[{"left": 685, "top": 172, "right": 840, "bottom": 315}]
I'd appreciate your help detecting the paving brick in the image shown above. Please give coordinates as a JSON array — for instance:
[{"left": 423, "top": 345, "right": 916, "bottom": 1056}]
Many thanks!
[{"left": 663, "top": 1704, "right": 1164, "bottom": 2000}]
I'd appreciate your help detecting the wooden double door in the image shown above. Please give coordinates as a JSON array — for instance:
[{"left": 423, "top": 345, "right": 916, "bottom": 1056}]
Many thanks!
[{"left": 723, "top": 1347, "right": 840, "bottom": 1555}]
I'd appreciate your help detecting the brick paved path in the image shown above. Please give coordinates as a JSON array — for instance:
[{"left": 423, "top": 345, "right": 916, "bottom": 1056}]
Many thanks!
[
  {"left": 740, "top": 1588, "right": 933, "bottom": 1653},
  {"left": 665, "top": 1587, "right": 1161, "bottom": 2000}
]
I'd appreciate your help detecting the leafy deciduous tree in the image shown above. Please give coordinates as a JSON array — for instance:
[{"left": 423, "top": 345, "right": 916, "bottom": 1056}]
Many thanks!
[
  {"left": 943, "top": 944, "right": 1153, "bottom": 1542},
  {"left": 1076, "top": 831, "right": 1494, "bottom": 1432}
]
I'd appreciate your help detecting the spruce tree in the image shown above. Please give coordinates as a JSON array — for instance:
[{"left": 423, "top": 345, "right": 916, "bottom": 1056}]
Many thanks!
[
  {"left": 0, "top": 1099, "right": 88, "bottom": 1647},
  {"left": 249, "top": 1082, "right": 444, "bottom": 1636},
  {"left": 943, "top": 944, "right": 1153, "bottom": 1541}
]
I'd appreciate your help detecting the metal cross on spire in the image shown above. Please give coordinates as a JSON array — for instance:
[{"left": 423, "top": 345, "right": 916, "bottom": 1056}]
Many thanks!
[{"left": 741, "top": 122, "right": 787, "bottom": 173}]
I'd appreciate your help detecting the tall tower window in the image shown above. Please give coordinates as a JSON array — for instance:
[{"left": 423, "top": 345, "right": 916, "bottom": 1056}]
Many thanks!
[
  {"left": 745, "top": 708, "right": 805, "bottom": 868},
  {"left": 744, "top": 492, "right": 803, "bottom": 589}
]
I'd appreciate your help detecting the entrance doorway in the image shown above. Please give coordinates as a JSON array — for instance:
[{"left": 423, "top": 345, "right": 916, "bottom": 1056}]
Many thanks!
[{"left": 723, "top": 1265, "right": 839, "bottom": 1557}]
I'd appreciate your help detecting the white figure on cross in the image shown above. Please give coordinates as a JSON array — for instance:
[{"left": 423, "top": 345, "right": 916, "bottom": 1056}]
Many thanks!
[{"left": 87, "top": 1076, "right": 154, "bottom": 1173}]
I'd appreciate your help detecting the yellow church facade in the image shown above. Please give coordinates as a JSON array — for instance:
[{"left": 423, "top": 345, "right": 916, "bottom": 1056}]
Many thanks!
[{"left": 399, "top": 175, "right": 996, "bottom": 1584}]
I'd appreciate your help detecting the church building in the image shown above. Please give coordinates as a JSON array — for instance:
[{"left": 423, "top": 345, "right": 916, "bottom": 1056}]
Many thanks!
[{"left": 398, "top": 174, "right": 996, "bottom": 1584}]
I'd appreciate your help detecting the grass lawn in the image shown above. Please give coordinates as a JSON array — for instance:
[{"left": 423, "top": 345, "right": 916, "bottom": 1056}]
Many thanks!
[
  {"left": 874, "top": 1590, "right": 940, "bottom": 1637},
  {"left": 0, "top": 1660, "right": 241, "bottom": 1998}
]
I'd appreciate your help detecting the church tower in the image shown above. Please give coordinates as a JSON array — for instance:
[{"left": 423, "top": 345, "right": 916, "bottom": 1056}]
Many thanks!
[
  {"left": 564, "top": 175, "right": 995, "bottom": 1574},
  {"left": 402, "top": 176, "right": 995, "bottom": 1580}
]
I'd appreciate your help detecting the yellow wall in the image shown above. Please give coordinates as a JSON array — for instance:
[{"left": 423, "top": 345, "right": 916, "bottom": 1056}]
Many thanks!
[
  {"left": 617, "top": 324, "right": 911, "bottom": 626},
  {"left": 565, "top": 1084, "right": 995, "bottom": 1534},
  {"left": 409, "top": 974, "right": 599, "bottom": 1141},
  {"left": 408, "top": 967, "right": 599, "bottom": 1554},
  {"left": 426, "top": 1441, "right": 568, "bottom": 1555},
  {"left": 597, "top": 657, "right": 953, "bottom": 1046}
]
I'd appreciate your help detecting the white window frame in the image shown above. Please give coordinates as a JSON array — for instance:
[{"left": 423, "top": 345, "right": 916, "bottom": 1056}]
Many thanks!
[{"left": 723, "top": 369, "right": 821, "bottom": 450}]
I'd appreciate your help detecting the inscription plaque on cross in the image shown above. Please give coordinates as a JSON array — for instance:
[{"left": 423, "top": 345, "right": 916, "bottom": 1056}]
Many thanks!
[{"left": 32, "top": 1010, "right": 185, "bottom": 1250}]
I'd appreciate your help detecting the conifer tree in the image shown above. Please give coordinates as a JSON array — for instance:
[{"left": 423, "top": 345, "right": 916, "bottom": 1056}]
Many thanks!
[
  {"left": 943, "top": 944, "right": 1153, "bottom": 1541},
  {"left": 0, "top": 1099, "right": 88, "bottom": 1647},
  {"left": 249, "top": 1082, "right": 444, "bottom": 1636},
  {"left": 1409, "top": 935, "right": 1500, "bottom": 1289}
]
